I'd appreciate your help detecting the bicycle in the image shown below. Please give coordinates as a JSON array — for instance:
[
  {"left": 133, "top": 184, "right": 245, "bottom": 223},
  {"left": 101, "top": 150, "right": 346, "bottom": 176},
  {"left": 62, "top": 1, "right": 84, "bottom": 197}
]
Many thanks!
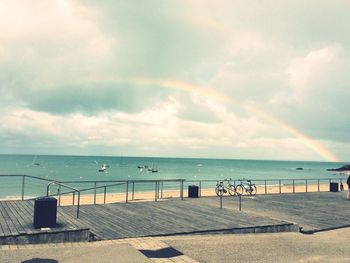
[
  {"left": 215, "top": 180, "right": 236, "bottom": 196},
  {"left": 234, "top": 179, "right": 257, "bottom": 196}
]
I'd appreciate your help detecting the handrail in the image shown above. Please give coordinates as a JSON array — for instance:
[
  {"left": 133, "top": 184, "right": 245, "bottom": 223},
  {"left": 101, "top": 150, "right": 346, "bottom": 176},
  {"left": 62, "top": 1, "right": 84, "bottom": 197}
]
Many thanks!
[
  {"left": 46, "top": 180, "right": 81, "bottom": 218},
  {"left": 0, "top": 174, "right": 347, "bottom": 219}
]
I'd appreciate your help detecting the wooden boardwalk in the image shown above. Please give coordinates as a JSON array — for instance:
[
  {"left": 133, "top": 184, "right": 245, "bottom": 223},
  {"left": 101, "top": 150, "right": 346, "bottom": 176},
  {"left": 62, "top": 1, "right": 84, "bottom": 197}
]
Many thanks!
[
  {"left": 2, "top": 192, "right": 345, "bottom": 244},
  {"left": 233, "top": 192, "right": 350, "bottom": 233},
  {"left": 0, "top": 200, "right": 89, "bottom": 244},
  {"left": 59, "top": 197, "right": 296, "bottom": 240}
]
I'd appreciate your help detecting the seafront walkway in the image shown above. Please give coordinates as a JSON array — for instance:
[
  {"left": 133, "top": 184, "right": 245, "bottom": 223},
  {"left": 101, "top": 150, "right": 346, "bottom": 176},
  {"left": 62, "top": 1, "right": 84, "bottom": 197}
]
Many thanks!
[{"left": 0, "top": 191, "right": 350, "bottom": 262}]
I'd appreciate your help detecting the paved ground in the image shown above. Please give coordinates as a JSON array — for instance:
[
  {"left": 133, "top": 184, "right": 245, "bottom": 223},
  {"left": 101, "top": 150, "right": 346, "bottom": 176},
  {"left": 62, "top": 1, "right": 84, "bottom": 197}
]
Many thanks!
[
  {"left": 163, "top": 227, "right": 350, "bottom": 263},
  {"left": 1, "top": 228, "right": 350, "bottom": 263}
]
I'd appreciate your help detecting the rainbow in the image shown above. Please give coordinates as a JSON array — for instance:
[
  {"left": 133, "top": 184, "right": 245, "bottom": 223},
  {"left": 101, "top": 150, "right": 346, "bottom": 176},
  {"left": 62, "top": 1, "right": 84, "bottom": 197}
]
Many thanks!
[
  {"left": 85, "top": 76, "right": 338, "bottom": 162},
  {"left": 153, "top": 79, "right": 339, "bottom": 162}
]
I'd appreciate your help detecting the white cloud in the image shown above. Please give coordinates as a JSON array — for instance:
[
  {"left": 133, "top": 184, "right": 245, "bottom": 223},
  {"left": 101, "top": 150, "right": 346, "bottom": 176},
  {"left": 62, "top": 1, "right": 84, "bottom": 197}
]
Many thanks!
[{"left": 288, "top": 46, "right": 341, "bottom": 92}]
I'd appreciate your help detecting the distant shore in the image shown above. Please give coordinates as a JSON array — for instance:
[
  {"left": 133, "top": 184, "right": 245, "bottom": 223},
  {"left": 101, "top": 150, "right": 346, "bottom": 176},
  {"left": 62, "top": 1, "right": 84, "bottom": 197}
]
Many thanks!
[{"left": 56, "top": 183, "right": 349, "bottom": 206}]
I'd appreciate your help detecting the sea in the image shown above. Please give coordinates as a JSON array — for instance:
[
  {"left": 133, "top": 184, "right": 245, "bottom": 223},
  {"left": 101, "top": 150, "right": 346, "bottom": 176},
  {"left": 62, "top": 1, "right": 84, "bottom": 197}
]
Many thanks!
[{"left": 0, "top": 154, "right": 347, "bottom": 199}]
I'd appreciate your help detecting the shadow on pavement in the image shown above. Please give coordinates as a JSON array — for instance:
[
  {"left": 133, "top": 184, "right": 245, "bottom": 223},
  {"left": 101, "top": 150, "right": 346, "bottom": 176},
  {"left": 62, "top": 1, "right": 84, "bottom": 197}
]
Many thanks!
[
  {"left": 22, "top": 258, "right": 58, "bottom": 263},
  {"left": 139, "top": 247, "right": 183, "bottom": 258}
]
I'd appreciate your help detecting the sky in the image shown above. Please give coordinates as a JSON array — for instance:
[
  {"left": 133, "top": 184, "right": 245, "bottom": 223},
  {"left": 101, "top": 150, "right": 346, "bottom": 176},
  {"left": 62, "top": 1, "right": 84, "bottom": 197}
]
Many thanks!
[{"left": 0, "top": 0, "right": 349, "bottom": 162}]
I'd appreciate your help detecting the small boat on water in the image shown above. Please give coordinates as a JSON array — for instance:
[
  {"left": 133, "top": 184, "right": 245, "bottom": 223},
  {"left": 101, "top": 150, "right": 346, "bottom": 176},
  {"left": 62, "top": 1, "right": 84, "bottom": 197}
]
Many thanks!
[
  {"left": 98, "top": 164, "right": 109, "bottom": 172},
  {"left": 32, "top": 156, "right": 40, "bottom": 166},
  {"left": 148, "top": 166, "right": 158, "bottom": 173},
  {"left": 138, "top": 164, "right": 158, "bottom": 173}
]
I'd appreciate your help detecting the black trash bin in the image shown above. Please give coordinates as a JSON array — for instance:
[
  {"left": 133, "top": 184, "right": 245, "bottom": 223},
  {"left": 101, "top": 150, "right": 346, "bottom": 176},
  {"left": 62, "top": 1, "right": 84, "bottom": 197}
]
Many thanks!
[
  {"left": 188, "top": 185, "right": 199, "bottom": 198},
  {"left": 330, "top": 182, "right": 339, "bottom": 192},
  {"left": 33, "top": 196, "right": 57, "bottom": 228}
]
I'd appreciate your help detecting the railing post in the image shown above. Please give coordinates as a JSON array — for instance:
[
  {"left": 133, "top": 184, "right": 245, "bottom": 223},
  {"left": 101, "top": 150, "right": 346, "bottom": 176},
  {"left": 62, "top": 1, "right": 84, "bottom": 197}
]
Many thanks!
[
  {"left": 73, "top": 192, "right": 75, "bottom": 206},
  {"left": 58, "top": 185, "right": 61, "bottom": 207},
  {"left": 157, "top": 181, "right": 160, "bottom": 199},
  {"left": 132, "top": 182, "right": 135, "bottom": 200},
  {"left": 305, "top": 179, "right": 308, "bottom": 193},
  {"left": 21, "top": 175, "right": 25, "bottom": 200},
  {"left": 239, "top": 195, "right": 241, "bottom": 211},
  {"left": 199, "top": 181, "right": 202, "bottom": 197},
  {"left": 155, "top": 181, "right": 157, "bottom": 202},
  {"left": 318, "top": 179, "right": 320, "bottom": 192},
  {"left": 279, "top": 180, "right": 281, "bottom": 194},
  {"left": 180, "top": 180, "right": 184, "bottom": 200},
  {"left": 104, "top": 186, "right": 107, "bottom": 204},
  {"left": 161, "top": 181, "right": 163, "bottom": 199},
  {"left": 94, "top": 182, "right": 97, "bottom": 205},
  {"left": 220, "top": 194, "right": 222, "bottom": 209},
  {"left": 293, "top": 180, "right": 295, "bottom": 193},
  {"left": 77, "top": 191, "right": 80, "bottom": 218},
  {"left": 264, "top": 180, "right": 267, "bottom": 194},
  {"left": 126, "top": 181, "right": 129, "bottom": 203}
]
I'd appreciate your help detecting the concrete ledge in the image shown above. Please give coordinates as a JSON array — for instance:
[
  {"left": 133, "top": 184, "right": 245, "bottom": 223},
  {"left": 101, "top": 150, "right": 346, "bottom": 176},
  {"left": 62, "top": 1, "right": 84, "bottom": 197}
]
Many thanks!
[
  {"left": 0, "top": 228, "right": 90, "bottom": 245},
  {"left": 134, "top": 223, "right": 300, "bottom": 239}
]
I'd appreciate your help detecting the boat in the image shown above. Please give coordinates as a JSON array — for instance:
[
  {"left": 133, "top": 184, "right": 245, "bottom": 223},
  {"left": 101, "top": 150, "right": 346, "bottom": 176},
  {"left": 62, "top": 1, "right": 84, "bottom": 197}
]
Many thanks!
[
  {"left": 147, "top": 165, "right": 158, "bottom": 173},
  {"left": 98, "top": 164, "right": 109, "bottom": 172},
  {"left": 138, "top": 164, "right": 158, "bottom": 173},
  {"left": 32, "top": 156, "right": 40, "bottom": 166}
]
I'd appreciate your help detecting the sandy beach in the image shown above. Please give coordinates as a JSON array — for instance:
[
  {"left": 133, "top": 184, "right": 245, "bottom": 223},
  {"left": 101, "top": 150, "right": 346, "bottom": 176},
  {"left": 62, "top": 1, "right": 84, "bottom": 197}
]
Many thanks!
[{"left": 56, "top": 183, "right": 349, "bottom": 206}]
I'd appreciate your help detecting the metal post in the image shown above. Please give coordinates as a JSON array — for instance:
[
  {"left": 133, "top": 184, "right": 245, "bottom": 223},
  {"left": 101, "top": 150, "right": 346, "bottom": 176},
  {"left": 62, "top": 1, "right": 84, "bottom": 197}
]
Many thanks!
[
  {"left": 58, "top": 185, "right": 61, "bottom": 207},
  {"left": 239, "top": 195, "right": 241, "bottom": 211},
  {"left": 318, "top": 179, "right": 320, "bottom": 192},
  {"left": 220, "top": 194, "right": 222, "bottom": 209},
  {"left": 161, "top": 181, "right": 163, "bottom": 199},
  {"left": 94, "top": 182, "right": 97, "bottom": 205},
  {"left": 305, "top": 179, "right": 308, "bottom": 193},
  {"left": 104, "top": 186, "right": 107, "bottom": 204},
  {"left": 21, "top": 175, "right": 25, "bottom": 200},
  {"left": 132, "top": 182, "right": 135, "bottom": 200},
  {"left": 279, "top": 180, "right": 281, "bottom": 194},
  {"left": 155, "top": 181, "right": 157, "bottom": 202},
  {"left": 157, "top": 181, "right": 160, "bottom": 199},
  {"left": 77, "top": 191, "right": 80, "bottom": 218},
  {"left": 126, "top": 181, "right": 129, "bottom": 203},
  {"left": 73, "top": 192, "right": 75, "bottom": 206},
  {"left": 180, "top": 180, "right": 184, "bottom": 200},
  {"left": 199, "top": 181, "right": 202, "bottom": 197},
  {"left": 265, "top": 180, "right": 267, "bottom": 195},
  {"left": 293, "top": 180, "right": 295, "bottom": 193}
]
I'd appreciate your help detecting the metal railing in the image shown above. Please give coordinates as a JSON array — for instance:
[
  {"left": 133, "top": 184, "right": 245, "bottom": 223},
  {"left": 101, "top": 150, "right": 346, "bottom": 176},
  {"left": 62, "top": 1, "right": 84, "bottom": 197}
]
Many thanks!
[
  {"left": 0, "top": 174, "right": 347, "bottom": 218},
  {"left": 185, "top": 177, "right": 347, "bottom": 197}
]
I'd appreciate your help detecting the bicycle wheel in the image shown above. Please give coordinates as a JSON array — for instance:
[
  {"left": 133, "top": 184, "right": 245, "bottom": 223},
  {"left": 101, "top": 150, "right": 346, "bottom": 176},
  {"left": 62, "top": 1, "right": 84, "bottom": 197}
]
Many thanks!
[
  {"left": 235, "top": 185, "right": 244, "bottom": 195},
  {"left": 250, "top": 185, "right": 257, "bottom": 196},
  {"left": 215, "top": 186, "right": 220, "bottom": 196},
  {"left": 228, "top": 185, "right": 236, "bottom": 196}
]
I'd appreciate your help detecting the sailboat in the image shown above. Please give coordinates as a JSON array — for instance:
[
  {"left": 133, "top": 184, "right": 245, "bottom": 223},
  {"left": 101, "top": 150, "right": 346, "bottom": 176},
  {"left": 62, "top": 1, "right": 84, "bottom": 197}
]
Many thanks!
[{"left": 32, "top": 156, "right": 40, "bottom": 166}]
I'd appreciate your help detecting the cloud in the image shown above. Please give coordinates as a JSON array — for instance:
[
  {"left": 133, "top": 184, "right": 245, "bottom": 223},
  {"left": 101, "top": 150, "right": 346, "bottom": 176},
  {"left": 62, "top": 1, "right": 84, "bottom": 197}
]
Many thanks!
[{"left": 0, "top": 0, "right": 350, "bottom": 161}]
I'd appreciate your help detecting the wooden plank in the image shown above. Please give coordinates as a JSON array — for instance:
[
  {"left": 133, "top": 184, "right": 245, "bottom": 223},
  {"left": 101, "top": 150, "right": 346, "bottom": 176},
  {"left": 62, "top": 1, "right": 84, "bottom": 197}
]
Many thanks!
[
  {"left": 8, "top": 200, "right": 35, "bottom": 235},
  {"left": 2, "top": 201, "right": 27, "bottom": 235},
  {"left": 0, "top": 202, "right": 19, "bottom": 236}
]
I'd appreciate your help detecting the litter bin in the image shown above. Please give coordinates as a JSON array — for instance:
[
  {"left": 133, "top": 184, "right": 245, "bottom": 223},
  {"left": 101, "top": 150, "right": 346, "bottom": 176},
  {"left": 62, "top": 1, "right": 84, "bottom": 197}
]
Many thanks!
[
  {"left": 33, "top": 196, "right": 57, "bottom": 228},
  {"left": 330, "top": 182, "right": 339, "bottom": 192},
  {"left": 188, "top": 185, "right": 199, "bottom": 198}
]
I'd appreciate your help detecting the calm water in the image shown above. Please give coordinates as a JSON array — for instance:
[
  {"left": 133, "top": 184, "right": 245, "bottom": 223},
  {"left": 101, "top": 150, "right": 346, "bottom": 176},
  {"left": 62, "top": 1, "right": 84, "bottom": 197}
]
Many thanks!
[{"left": 0, "top": 154, "right": 347, "bottom": 199}]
